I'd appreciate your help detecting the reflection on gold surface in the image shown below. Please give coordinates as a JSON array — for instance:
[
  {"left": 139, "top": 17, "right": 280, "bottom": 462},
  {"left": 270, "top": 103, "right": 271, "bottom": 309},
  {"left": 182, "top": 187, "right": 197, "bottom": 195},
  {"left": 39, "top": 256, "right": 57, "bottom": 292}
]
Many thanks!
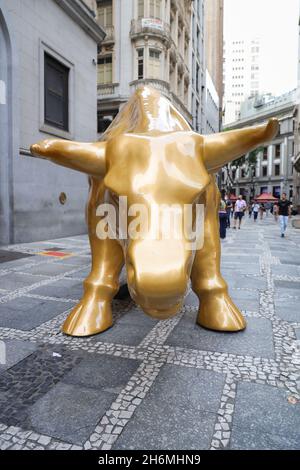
[{"left": 29, "top": 87, "right": 278, "bottom": 337}]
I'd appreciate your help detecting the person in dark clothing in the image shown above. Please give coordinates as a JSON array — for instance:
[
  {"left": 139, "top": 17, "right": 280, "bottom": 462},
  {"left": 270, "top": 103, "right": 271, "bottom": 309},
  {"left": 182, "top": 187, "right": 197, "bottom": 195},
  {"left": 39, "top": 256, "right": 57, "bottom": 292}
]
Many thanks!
[
  {"left": 225, "top": 197, "right": 232, "bottom": 228},
  {"left": 219, "top": 198, "right": 227, "bottom": 239},
  {"left": 276, "top": 192, "right": 292, "bottom": 237}
]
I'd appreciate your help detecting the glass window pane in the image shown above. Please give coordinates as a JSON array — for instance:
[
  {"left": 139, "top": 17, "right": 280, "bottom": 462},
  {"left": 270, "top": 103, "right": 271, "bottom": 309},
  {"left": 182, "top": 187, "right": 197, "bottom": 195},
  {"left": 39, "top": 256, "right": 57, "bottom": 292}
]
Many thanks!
[
  {"left": 98, "top": 7, "right": 105, "bottom": 26},
  {"left": 106, "top": 5, "right": 113, "bottom": 26},
  {"left": 149, "top": 0, "right": 155, "bottom": 17},
  {"left": 44, "top": 53, "right": 69, "bottom": 130},
  {"left": 138, "top": 0, "right": 144, "bottom": 18}
]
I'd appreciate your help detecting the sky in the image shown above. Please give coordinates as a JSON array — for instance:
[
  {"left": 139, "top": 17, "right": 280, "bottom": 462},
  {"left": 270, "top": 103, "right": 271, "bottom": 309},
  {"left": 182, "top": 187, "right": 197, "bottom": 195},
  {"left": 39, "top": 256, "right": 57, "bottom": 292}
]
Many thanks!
[{"left": 224, "top": 0, "right": 299, "bottom": 97}]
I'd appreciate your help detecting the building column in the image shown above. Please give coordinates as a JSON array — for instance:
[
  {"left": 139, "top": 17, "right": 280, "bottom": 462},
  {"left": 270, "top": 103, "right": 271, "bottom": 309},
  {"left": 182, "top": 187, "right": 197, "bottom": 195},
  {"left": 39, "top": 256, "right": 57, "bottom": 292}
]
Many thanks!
[
  {"left": 166, "top": 0, "right": 171, "bottom": 23},
  {"left": 282, "top": 137, "right": 289, "bottom": 192},
  {"left": 268, "top": 144, "right": 273, "bottom": 176},
  {"left": 175, "top": 9, "right": 179, "bottom": 47},
  {"left": 181, "top": 25, "right": 185, "bottom": 57},
  {"left": 174, "top": 62, "right": 178, "bottom": 95},
  {"left": 166, "top": 48, "right": 170, "bottom": 83}
]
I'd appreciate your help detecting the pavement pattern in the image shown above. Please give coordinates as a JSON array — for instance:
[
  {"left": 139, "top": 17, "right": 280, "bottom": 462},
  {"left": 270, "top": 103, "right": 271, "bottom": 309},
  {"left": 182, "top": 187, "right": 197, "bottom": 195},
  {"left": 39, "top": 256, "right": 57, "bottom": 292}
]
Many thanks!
[{"left": 0, "top": 216, "right": 299, "bottom": 450}]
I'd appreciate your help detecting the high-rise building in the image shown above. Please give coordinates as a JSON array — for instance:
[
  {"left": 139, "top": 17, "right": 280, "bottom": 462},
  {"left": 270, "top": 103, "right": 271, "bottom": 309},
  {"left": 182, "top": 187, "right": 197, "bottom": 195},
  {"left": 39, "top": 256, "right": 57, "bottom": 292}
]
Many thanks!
[
  {"left": 204, "top": 0, "right": 223, "bottom": 117},
  {"left": 96, "top": 0, "right": 194, "bottom": 133},
  {"left": 223, "top": 37, "right": 262, "bottom": 125}
]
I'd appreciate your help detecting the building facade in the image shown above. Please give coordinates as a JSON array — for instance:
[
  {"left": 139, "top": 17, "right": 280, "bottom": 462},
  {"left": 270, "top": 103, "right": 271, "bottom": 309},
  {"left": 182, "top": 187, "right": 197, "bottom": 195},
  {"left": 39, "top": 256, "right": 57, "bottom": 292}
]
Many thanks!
[
  {"left": 204, "top": 0, "right": 223, "bottom": 124},
  {"left": 293, "top": 0, "right": 300, "bottom": 211},
  {"left": 221, "top": 90, "right": 297, "bottom": 202},
  {"left": 205, "top": 69, "right": 220, "bottom": 134},
  {"left": 223, "top": 37, "right": 262, "bottom": 125},
  {"left": 96, "top": 0, "right": 193, "bottom": 133},
  {"left": 0, "top": 0, "right": 105, "bottom": 244},
  {"left": 190, "top": 0, "right": 206, "bottom": 133}
]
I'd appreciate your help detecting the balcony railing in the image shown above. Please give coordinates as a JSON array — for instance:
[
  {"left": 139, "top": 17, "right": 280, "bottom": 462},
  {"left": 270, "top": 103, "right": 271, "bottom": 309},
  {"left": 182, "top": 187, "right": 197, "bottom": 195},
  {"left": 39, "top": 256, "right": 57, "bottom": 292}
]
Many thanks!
[
  {"left": 97, "top": 83, "right": 118, "bottom": 97},
  {"left": 130, "top": 19, "right": 171, "bottom": 43}
]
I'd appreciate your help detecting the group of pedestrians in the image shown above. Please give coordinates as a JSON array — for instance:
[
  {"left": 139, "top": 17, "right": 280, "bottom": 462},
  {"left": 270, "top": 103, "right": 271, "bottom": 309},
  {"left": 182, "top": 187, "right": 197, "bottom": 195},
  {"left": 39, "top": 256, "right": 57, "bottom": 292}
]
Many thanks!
[{"left": 219, "top": 192, "right": 293, "bottom": 239}]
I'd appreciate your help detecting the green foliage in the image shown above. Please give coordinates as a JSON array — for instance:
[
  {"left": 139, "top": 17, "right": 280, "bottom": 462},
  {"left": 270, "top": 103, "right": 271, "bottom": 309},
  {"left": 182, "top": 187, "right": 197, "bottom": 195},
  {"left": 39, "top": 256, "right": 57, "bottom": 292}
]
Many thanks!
[{"left": 232, "top": 146, "right": 263, "bottom": 174}]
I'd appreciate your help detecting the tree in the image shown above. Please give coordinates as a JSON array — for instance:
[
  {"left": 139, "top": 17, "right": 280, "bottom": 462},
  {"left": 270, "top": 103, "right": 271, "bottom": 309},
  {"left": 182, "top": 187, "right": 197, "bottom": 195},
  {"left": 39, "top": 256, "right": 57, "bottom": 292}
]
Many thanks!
[{"left": 223, "top": 147, "right": 263, "bottom": 197}]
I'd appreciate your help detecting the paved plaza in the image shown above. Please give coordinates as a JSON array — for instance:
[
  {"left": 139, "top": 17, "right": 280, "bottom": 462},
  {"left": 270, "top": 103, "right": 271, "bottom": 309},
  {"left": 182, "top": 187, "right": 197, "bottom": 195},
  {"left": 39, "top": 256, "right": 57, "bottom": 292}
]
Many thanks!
[{"left": 0, "top": 216, "right": 299, "bottom": 450}]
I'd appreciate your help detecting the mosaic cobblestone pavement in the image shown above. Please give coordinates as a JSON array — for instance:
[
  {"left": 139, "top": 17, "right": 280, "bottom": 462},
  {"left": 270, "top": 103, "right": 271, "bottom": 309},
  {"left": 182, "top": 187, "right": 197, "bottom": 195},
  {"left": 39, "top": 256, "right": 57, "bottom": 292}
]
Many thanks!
[{"left": 0, "top": 217, "right": 299, "bottom": 450}]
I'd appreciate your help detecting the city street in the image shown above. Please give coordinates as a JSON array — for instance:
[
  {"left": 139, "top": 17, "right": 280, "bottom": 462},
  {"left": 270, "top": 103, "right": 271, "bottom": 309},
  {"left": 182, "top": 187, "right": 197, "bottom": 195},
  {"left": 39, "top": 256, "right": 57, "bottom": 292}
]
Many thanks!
[{"left": 0, "top": 216, "right": 299, "bottom": 450}]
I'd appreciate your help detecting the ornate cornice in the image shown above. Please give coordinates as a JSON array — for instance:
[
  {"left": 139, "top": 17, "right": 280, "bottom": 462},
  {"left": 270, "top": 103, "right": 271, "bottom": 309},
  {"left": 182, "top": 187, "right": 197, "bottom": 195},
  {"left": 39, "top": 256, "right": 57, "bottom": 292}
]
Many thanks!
[{"left": 54, "top": 0, "right": 106, "bottom": 42}]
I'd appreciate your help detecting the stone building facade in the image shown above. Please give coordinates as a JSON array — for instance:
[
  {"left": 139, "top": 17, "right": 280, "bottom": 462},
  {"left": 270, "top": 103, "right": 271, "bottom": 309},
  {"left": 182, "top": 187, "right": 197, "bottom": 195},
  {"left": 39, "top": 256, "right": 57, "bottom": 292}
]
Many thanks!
[
  {"left": 221, "top": 90, "right": 297, "bottom": 202},
  {"left": 204, "top": 0, "right": 223, "bottom": 124},
  {"left": 293, "top": 0, "right": 300, "bottom": 211},
  {"left": 96, "top": 0, "right": 215, "bottom": 133},
  {"left": 0, "top": 0, "right": 105, "bottom": 244}
]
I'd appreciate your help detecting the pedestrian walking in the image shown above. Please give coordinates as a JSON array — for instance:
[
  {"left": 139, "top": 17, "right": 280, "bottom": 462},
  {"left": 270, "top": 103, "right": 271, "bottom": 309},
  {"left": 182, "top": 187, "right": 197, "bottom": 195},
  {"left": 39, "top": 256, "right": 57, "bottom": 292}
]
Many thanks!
[
  {"left": 225, "top": 197, "right": 232, "bottom": 228},
  {"left": 252, "top": 202, "right": 260, "bottom": 222},
  {"left": 248, "top": 202, "right": 253, "bottom": 218},
  {"left": 277, "top": 192, "right": 292, "bottom": 238},
  {"left": 233, "top": 195, "right": 247, "bottom": 229},
  {"left": 259, "top": 203, "right": 265, "bottom": 220},
  {"left": 265, "top": 202, "right": 271, "bottom": 217},
  {"left": 219, "top": 197, "right": 227, "bottom": 239}
]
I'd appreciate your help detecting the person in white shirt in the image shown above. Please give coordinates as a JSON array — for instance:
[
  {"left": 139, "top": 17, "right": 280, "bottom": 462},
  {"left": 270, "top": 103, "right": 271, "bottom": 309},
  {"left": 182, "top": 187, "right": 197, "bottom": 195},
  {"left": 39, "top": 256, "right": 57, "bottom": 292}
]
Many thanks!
[
  {"left": 252, "top": 203, "right": 260, "bottom": 222},
  {"left": 233, "top": 195, "right": 247, "bottom": 229}
]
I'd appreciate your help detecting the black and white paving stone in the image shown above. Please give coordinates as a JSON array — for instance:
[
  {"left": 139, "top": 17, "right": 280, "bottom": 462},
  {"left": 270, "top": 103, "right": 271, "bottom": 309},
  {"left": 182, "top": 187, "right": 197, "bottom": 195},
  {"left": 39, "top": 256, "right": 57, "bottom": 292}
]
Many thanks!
[{"left": 0, "top": 219, "right": 299, "bottom": 450}]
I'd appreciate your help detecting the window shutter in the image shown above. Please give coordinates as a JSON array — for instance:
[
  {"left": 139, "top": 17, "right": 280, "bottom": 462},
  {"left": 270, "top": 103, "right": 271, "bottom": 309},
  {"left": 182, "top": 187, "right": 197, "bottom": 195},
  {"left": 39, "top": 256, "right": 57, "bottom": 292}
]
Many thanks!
[{"left": 44, "top": 53, "right": 69, "bottom": 131}]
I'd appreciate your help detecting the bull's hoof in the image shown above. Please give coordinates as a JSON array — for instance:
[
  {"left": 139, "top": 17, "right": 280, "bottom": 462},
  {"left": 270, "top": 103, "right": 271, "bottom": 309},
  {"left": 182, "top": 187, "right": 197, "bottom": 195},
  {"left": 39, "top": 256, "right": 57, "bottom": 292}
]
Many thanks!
[
  {"left": 197, "top": 292, "right": 246, "bottom": 332},
  {"left": 62, "top": 296, "right": 113, "bottom": 337}
]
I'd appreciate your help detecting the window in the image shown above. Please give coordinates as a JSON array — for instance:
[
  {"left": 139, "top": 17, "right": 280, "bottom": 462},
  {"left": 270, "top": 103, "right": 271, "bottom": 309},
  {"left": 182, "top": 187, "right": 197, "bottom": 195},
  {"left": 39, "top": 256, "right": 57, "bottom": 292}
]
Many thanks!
[
  {"left": 263, "top": 147, "right": 268, "bottom": 160},
  {"left": 98, "top": 1, "right": 113, "bottom": 27},
  {"left": 137, "top": 49, "right": 144, "bottom": 79},
  {"left": 44, "top": 53, "right": 69, "bottom": 131},
  {"left": 97, "top": 111, "right": 117, "bottom": 134},
  {"left": 196, "top": 64, "right": 200, "bottom": 93},
  {"left": 138, "top": 0, "right": 144, "bottom": 18},
  {"left": 262, "top": 166, "right": 268, "bottom": 177},
  {"left": 148, "top": 49, "right": 161, "bottom": 79},
  {"left": 273, "top": 186, "right": 281, "bottom": 198},
  {"left": 232, "top": 169, "right": 236, "bottom": 181},
  {"left": 275, "top": 144, "right": 281, "bottom": 158},
  {"left": 274, "top": 164, "right": 280, "bottom": 176},
  {"left": 98, "top": 56, "right": 112, "bottom": 84},
  {"left": 241, "top": 168, "right": 246, "bottom": 178},
  {"left": 261, "top": 186, "right": 268, "bottom": 194},
  {"left": 149, "top": 0, "right": 161, "bottom": 19}
]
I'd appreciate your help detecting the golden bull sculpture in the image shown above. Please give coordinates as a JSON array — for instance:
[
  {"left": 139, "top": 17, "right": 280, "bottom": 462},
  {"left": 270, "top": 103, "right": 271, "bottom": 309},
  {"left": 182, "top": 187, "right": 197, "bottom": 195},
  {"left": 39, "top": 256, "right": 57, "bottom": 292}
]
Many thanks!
[{"left": 30, "top": 87, "right": 278, "bottom": 337}]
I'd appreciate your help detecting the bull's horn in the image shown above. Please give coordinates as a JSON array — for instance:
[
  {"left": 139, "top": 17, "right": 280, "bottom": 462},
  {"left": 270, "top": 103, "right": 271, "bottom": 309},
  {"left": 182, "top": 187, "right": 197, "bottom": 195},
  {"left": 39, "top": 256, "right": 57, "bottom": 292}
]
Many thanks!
[
  {"left": 203, "top": 118, "right": 279, "bottom": 173},
  {"left": 29, "top": 139, "right": 107, "bottom": 178}
]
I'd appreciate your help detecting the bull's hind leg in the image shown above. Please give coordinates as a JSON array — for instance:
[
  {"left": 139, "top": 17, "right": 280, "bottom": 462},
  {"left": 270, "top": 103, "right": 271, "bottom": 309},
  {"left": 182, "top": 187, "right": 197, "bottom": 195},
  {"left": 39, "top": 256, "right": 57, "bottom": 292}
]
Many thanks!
[
  {"left": 191, "top": 176, "right": 246, "bottom": 331},
  {"left": 62, "top": 179, "right": 124, "bottom": 337}
]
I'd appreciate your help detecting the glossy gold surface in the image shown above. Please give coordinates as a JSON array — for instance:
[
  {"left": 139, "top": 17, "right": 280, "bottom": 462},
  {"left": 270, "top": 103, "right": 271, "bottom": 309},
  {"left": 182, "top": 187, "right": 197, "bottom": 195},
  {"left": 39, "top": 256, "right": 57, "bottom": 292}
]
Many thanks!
[{"left": 29, "top": 87, "right": 278, "bottom": 336}]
